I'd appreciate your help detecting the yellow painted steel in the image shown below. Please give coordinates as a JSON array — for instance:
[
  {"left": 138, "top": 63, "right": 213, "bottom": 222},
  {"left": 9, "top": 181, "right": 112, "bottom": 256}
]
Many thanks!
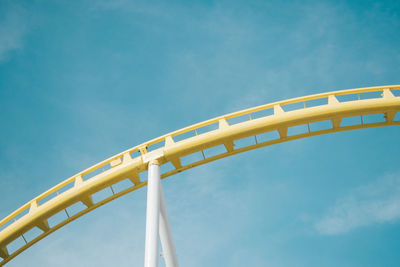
[{"left": 1, "top": 85, "right": 400, "bottom": 265}]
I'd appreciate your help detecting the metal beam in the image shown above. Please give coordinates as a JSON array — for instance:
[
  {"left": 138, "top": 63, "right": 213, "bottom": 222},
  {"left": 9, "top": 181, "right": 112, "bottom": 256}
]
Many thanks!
[
  {"left": 144, "top": 162, "right": 161, "bottom": 267},
  {"left": 159, "top": 185, "right": 179, "bottom": 267}
]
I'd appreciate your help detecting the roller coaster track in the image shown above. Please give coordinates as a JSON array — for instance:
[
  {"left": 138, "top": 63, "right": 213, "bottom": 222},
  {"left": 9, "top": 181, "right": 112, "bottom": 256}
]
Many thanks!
[{"left": 1, "top": 85, "right": 400, "bottom": 265}]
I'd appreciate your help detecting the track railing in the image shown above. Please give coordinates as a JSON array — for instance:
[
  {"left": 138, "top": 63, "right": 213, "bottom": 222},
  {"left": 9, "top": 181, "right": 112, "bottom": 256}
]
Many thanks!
[{"left": 1, "top": 85, "right": 400, "bottom": 265}]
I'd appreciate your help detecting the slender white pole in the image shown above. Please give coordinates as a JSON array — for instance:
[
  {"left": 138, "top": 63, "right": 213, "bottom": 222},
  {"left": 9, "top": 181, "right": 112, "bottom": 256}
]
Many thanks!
[
  {"left": 144, "top": 162, "right": 161, "bottom": 267},
  {"left": 159, "top": 185, "right": 179, "bottom": 267}
]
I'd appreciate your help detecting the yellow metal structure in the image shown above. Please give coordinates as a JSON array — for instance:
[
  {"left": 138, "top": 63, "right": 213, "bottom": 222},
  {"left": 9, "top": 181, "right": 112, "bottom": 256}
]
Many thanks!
[{"left": 1, "top": 85, "right": 400, "bottom": 265}]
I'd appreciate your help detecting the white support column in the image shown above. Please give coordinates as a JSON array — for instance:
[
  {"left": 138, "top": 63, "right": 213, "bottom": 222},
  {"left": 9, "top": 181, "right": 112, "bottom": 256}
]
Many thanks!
[
  {"left": 159, "top": 185, "right": 179, "bottom": 267},
  {"left": 144, "top": 161, "right": 161, "bottom": 267}
]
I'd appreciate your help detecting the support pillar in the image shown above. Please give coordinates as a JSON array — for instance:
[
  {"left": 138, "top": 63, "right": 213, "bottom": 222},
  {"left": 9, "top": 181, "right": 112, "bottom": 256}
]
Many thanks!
[
  {"left": 159, "top": 186, "right": 179, "bottom": 267},
  {"left": 144, "top": 161, "right": 161, "bottom": 267}
]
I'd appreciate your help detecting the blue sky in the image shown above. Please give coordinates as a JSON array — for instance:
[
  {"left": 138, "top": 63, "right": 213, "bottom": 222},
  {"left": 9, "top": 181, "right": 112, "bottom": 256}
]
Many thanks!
[{"left": 1, "top": 0, "right": 400, "bottom": 266}]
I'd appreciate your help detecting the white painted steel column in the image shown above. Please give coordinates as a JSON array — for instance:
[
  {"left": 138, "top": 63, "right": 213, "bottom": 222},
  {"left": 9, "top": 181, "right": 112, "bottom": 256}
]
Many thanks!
[
  {"left": 144, "top": 162, "right": 161, "bottom": 267},
  {"left": 159, "top": 185, "right": 179, "bottom": 267}
]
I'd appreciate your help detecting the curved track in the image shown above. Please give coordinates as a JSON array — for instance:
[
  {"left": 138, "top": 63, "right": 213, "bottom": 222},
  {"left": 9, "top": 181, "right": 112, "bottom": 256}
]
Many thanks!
[{"left": 1, "top": 85, "right": 400, "bottom": 265}]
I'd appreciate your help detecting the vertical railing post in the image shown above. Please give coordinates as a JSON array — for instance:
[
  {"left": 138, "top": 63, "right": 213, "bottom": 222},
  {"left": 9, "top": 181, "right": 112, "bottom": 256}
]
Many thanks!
[{"left": 144, "top": 161, "right": 161, "bottom": 267}]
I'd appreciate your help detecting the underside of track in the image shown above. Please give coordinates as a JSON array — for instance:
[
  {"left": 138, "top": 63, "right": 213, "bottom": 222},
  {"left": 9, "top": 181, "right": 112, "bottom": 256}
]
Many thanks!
[{"left": 1, "top": 85, "right": 400, "bottom": 265}]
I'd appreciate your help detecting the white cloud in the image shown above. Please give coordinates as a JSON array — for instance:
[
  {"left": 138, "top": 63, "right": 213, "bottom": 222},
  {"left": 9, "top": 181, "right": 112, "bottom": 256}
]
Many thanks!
[
  {"left": 315, "top": 173, "right": 400, "bottom": 235},
  {"left": 0, "top": 3, "right": 27, "bottom": 63}
]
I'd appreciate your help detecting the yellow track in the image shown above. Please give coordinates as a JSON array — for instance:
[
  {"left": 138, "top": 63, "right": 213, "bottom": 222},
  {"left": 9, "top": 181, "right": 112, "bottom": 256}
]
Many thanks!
[{"left": 1, "top": 85, "right": 399, "bottom": 265}]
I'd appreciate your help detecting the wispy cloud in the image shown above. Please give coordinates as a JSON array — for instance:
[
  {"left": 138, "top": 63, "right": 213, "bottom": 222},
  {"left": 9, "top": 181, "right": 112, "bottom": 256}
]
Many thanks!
[
  {"left": 0, "top": 3, "right": 28, "bottom": 63},
  {"left": 315, "top": 173, "right": 400, "bottom": 235}
]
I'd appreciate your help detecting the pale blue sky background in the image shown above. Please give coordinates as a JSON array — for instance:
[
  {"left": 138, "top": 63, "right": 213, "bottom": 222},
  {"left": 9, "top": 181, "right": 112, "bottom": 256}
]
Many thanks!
[{"left": 1, "top": 0, "right": 400, "bottom": 266}]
